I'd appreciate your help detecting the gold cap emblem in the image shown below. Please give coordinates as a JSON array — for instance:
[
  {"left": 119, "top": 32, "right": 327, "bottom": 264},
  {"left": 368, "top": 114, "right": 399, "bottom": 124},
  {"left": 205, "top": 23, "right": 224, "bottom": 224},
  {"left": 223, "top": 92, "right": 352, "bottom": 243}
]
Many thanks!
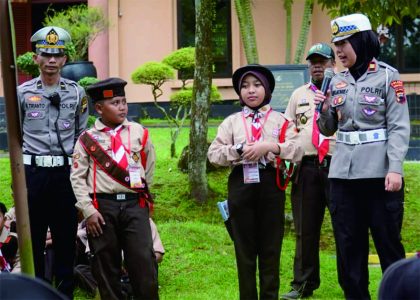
[{"left": 46, "top": 29, "right": 59, "bottom": 45}]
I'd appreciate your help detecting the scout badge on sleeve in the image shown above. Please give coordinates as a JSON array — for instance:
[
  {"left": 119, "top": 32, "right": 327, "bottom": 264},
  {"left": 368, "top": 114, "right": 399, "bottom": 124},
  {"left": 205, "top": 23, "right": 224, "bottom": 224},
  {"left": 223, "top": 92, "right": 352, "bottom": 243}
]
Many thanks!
[{"left": 390, "top": 80, "right": 407, "bottom": 104}]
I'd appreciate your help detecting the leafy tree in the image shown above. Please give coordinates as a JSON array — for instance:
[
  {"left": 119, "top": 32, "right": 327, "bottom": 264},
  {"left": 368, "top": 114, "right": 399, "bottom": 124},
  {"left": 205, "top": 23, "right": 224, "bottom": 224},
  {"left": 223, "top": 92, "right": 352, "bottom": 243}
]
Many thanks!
[
  {"left": 131, "top": 61, "right": 182, "bottom": 157},
  {"left": 16, "top": 51, "right": 39, "bottom": 77},
  {"left": 234, "top": 0, "right": 259, "bottom": 63},
  {"left": 163, "top": 47, "right": 195, "bottom": 88},
  {"left": 317, "top": 0, "right": 420, "bottom": 27},
  {"left": 189, "top": 0, "right": 216, "bottom": 203},
  {"left": 43, "top": 4, "right": 108, "bottom": 61}
]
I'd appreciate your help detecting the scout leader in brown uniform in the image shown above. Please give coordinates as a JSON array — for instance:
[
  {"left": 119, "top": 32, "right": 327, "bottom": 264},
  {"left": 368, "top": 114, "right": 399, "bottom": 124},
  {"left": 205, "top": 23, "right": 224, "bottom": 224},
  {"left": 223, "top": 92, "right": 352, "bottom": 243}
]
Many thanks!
[
  {"left": 70, "top": 78, "right": 158, "bottom": 300},
  {"left": 208, "top": 64, "right": 303, "bottom": 300},
  {"left": 281, "top": 43, "right": 336, "bottom": 300}
]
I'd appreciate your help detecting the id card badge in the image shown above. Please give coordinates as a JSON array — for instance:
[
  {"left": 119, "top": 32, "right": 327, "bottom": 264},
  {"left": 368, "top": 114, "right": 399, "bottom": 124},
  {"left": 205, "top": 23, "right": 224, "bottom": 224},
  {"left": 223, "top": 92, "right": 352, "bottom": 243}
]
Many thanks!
[
  {"left": 243, "top": 163, "right": 260, "bottom": 184},
  {"left": 129, "top": 165, "right": 143, "bottom": 188}
]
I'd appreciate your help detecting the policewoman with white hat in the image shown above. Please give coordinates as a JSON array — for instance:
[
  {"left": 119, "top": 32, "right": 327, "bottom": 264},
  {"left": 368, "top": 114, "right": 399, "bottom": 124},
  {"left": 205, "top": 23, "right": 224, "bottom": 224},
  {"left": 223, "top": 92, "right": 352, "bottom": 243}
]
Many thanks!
[
  {"left": 314, "top": 13, "right": 410, "bottom": 299},
  {"left": 17, "top": 26, "right": 88, "bottom": 297}
]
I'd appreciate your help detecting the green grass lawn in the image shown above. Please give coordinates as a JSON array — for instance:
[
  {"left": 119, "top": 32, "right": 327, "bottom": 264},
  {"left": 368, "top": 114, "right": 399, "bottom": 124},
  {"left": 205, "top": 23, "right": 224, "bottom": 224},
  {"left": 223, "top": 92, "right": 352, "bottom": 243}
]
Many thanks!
[{"left": 0, "top": 126, "right": 419, "bottom": 299}]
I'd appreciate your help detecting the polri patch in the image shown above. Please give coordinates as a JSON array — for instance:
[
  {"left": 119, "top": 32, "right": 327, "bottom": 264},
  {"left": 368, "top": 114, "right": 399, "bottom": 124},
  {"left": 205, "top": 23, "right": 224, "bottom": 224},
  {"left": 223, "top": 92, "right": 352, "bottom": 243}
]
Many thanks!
[
  {"left": 362, "top": 107, "right": 377, "bottom": 116},
  {"left": 390, "top": 80, "right": 407, "bottom": 103}
]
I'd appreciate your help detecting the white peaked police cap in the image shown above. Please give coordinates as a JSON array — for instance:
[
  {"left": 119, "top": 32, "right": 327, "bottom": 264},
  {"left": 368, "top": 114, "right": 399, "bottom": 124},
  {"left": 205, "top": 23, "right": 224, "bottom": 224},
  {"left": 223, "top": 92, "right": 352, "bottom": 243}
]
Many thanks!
[
  {"left": 331, "top": 13, "right": 372, "bottom": 43},
  {"left": 30, "top": 26, "right": 71, "bottom": 54}
]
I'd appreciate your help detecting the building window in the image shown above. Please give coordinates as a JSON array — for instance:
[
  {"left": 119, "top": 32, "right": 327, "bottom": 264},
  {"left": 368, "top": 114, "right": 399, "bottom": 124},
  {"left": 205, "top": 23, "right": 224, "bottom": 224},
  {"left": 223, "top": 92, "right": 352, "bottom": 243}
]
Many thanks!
[
  {"left": 380, "top": 17, "right": 420, "bottom": 73},
  {"left": 177, "top": 0, "right": 232, "bottom": 78}
]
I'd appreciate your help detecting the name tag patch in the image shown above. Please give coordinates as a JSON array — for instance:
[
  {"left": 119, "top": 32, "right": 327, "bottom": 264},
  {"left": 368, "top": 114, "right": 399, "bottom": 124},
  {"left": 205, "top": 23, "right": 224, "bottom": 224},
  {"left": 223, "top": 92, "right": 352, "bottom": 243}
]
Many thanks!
[{"left": 28, "top": 95, "right": 42, "bottom": 102}]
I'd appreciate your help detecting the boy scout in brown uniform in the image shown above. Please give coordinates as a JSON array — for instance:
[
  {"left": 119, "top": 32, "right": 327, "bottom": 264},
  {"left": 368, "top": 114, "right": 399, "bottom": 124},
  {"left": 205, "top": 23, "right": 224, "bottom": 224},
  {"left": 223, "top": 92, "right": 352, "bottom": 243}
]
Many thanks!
[
  {"left": 281, "top": 43, "right": 336, "bottom": 299},
  {"left": 70, "top": 78, "right": 158, "bottom": 300}
]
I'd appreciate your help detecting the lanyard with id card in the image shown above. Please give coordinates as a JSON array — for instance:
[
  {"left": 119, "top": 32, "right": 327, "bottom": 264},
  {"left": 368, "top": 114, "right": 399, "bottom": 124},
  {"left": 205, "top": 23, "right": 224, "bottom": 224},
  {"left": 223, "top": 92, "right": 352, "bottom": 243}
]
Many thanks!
[
  {"left": 240, "top": 108, "right": 272, "bottom": 184},
  {"left": 129, "top": 165, "right": 143, "bottom": 188},
  {"left": 243, "top": 162, "right": 260, "bottom": 184}
]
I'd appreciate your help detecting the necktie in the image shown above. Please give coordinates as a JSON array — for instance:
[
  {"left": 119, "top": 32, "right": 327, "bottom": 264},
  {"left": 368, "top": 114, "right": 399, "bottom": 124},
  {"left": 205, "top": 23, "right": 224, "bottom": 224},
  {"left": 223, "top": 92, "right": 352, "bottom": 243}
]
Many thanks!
[
  {"left": 103, "top": 125, "right": 129, "bottom": 169},
  {"left": 310, "top": 84, "right": 329, "bottom": 163}
]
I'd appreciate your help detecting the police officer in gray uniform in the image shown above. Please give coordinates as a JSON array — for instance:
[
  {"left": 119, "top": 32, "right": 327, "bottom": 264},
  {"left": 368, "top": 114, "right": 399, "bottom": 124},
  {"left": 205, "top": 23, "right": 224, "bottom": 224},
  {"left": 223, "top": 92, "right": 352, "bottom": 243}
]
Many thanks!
[
  {"left": 17, "top": 26, "right": 88, "bottom": 298},
  {"left": 314, "top": 14, "right": 410, "bottom": 299}
]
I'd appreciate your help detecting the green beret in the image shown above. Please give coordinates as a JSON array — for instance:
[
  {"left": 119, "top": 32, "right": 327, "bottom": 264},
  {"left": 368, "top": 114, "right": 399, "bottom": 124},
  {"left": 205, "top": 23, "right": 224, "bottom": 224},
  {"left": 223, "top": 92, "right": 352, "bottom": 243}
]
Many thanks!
[{"left": 306, "top": 43, "right": 335, "bottom": 60}]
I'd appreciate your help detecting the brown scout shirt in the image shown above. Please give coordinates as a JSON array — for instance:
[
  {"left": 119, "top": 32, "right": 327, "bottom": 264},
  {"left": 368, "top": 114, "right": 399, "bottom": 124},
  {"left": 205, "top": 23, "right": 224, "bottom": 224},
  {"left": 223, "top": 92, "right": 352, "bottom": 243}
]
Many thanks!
[
  {"left": 208, "top": 104, "right": 303, "bottom": 167},
  {"left": 285, "top": 83, "right": 336, "bottom": 156},
  {"left": 70, "top": 118, "right": 156, "bottom": 219}
]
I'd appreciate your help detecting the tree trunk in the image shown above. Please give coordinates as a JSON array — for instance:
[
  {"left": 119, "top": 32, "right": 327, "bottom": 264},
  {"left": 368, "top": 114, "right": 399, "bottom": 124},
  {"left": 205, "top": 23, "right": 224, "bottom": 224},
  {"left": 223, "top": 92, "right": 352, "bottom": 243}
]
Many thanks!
[
  {"left": 293, "top": 0, "right": 314, "bottom": 63},
  {"left": 234, "top": 0, "right": 259, "bottom": 63},
  {"left": 189, "top": 0, "right": 215, "bottom": 203}
]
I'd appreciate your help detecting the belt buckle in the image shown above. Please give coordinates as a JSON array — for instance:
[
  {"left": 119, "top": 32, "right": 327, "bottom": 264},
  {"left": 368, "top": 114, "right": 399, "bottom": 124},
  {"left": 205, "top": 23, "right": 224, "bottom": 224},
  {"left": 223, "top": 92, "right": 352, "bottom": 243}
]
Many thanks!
[
  {"left": 349, "top": 132, "right": 360, "bottom": 145},
  {"left": 43, "top": 156, "right": 53, "bottom": 167},
  {"left": 54, "top": 156, "right": 64, "bottom": 167},
  {"left": 116, "top": 194, "right": 126, "bottom": 201}
]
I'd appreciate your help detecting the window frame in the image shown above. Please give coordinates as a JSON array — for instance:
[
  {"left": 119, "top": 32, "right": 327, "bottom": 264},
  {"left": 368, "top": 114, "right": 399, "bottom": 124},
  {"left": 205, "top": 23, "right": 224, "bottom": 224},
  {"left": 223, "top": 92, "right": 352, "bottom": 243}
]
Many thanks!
[{"left": 176, "top": 0, "right": 232, "bottom": 78}]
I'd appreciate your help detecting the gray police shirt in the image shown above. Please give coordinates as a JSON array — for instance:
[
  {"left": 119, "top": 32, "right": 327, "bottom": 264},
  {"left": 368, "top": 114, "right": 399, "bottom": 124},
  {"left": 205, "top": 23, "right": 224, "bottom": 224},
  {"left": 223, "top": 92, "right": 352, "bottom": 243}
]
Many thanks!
[
  {"left": 317, "top": 59, "right": 410, "bottom": 179},
  {"left": 17, "top": 77, "right": 89, "bottom": 156}
]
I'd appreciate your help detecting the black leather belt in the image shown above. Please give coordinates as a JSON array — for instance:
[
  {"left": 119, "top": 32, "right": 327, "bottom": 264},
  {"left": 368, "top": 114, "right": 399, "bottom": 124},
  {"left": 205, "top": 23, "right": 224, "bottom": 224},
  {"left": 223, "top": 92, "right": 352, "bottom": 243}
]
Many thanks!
[
  {"left": 92, "top": 193, "right": 139, "bottom": 201},
  {"left": 301, "top": 155, "right": 331, "bottom": 168}
]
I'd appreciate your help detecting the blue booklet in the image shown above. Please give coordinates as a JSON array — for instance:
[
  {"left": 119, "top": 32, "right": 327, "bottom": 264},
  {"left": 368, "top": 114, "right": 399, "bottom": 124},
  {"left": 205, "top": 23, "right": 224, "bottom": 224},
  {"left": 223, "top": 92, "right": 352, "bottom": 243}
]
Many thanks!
[{"left": 217, "top": 199, "right": 229, "bottom": 221}]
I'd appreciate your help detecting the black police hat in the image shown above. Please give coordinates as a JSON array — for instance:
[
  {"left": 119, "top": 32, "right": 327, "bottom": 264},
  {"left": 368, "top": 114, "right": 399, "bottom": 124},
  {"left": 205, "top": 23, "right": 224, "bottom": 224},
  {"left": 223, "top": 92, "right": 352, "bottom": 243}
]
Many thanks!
[
  {"left": 86, "top": 77, "right": 127, "bottom": 102},
  {"left": 232, "top": 64, "right": 275, "bottom": 96}
]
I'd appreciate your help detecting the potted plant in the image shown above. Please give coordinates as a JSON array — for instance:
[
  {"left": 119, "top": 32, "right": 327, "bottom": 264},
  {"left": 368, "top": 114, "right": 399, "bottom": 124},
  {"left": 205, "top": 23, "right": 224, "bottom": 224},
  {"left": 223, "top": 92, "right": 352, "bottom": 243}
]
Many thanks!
[
  {"left": 16, "top": 51, "right": 40, "bottom": 78},
  {"left": 43, "top": 4, "right": 109, "bottom": 82}
]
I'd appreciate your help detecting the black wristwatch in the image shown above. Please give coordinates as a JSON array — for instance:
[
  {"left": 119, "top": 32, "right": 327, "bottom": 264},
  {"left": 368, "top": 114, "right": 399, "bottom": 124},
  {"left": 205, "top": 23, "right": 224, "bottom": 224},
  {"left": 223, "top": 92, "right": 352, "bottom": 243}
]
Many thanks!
[{"left": 235, "top": 143, "right": 244, "bottom": 155}]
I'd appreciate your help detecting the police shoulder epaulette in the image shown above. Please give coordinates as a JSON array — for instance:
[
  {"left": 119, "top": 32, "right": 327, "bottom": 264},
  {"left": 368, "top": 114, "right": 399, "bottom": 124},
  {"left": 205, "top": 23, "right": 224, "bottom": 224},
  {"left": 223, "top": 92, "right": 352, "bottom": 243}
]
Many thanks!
[
  {"left": 61, "top": 77, "right": 77, "bottom": 85},
  {"left": 378, "top": 61, "right": 397, "bottom": 72},
  {"left": 18, "top": 78, "right": 37, "bottom": 88}
]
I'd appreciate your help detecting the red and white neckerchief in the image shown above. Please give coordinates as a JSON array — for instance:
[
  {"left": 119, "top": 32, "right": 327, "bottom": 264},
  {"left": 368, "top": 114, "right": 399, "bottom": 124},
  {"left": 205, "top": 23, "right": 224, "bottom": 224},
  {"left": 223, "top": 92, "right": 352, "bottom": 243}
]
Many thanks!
[
  {"left": 310, "top": 83, "right": 329, "bottom": 163},
  {"left": 242, "top": 105, "right": 272, "bottom": 142},
  {"left": 102, "top": 124, "right": 129, "bottom": 170}
]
